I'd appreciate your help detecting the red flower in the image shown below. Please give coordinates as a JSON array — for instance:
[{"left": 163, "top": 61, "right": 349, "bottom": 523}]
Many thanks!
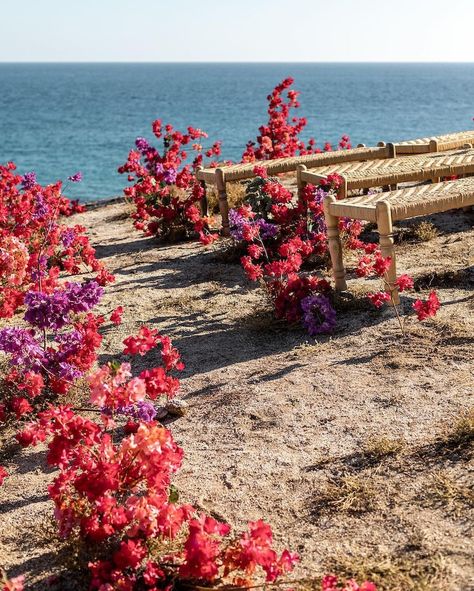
[
  {"left": 241, "top": 256, "right": 263, "bottom": 281},
  {"left": 356, "top": 255, "right": 373, "bottom": 278},
  {"left": 10, "top": 397, "right": 33, "bottom": 419},
  {"left": 413, "top": 290, "right": 440, "bottom": 321},
  {"left": 253, "top": 165, "right": 268, "bottom": 178},
  {"left": 123, "top": 326, "right": 159, "bottom": 356},
  {"left": 394, "top": 274, "right": 414, "bottom": 292},
  {"left": 373, "top": 253, "right": 392, "bottom": 277},
  {"left": 113, "top": 539, "right": 147, "bottom": 570},
  {"left": 0, "top": 465, "right": 8, "bottom": 486},
  {"left": 110, "top": 306, "right": 124, "bottom": 325},
  {"left": 367, "top": 291, "right": 391, "bottom": 308}
]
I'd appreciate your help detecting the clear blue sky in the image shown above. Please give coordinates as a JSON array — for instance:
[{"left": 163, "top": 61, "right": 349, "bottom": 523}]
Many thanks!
[{"left": 2, "top": 0, "right": 473, "bottom": 62}]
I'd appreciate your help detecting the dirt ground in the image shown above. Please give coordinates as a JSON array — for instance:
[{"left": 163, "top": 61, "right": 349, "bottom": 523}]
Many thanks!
[{"left": 1, "top": 197, "right": 473, "bottom": 590}]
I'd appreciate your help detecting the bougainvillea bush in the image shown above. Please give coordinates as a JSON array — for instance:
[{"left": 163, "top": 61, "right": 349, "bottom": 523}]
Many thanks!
[
  {"left": 0, "top": 163, "right": 378, "bottom": 590},
  {"left": 118, "top": 122, "right": 220, "bottom": 244},
  {"left": 120, "top": 77, "right": 351, "bottom": 245},
  {"left": 10, "top": 321, "right": 300, "bottom": 589},
  {"left": 242, "top": 77, "right": 351, "bottom": 162},
  {"left": 0, "top": 163, "right": 116, "bottom": 424},
  {"left": 230, "top": 170, "right": 441, "bottom": 336},
  {"left": 0, "top": 163, "right": 113, "bottom": 319},
  {"left": 230, "top": 171, "right": 346, "bottom": 335}
]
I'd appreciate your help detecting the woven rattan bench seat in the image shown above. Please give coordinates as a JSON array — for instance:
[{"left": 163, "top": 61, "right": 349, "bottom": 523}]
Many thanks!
[
  {"left": 393, "top": 130, "right": 474, "bottom": 154},
  {"left": 300, "top": 148, "right": 474, "bottom": 192},
  {"left": 196, "top": 145, "right": 392, "bottom": 184},
  {"left": 323, "top": 177, "right": 474, "bottom": 305},
  {"left": 329, "top": 177, "right": 474, "bottom": 223}
]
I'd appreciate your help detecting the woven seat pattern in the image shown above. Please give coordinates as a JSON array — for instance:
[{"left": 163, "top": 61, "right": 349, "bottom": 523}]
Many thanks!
[
  {"left": 301, "top": 148, "right": 474, "bottom": 189},
  {"left": 330, "top": 177, "right": 474, "bottom": 222},
  {"left": 196, "top": 145, "right": 391, "bottom": 183},
  {"left": 395, "top": 130, "right": 474, "bottom": 154}
]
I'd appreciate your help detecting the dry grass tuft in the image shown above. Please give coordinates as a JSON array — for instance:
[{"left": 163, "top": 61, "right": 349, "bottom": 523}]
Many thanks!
[
  {"left": 442, "top": 408, "right": 474, "bottom": 448},
  {"left": 411, "top": 221, "right": 439, "bottom": 242},
  {"left": 397, "top": 220, "right": 439, "bottom": 244},
  {"left": 427, "top": 470, "right": 474, "bottom": 512},
  {"left": 154, "top": 293, "right": 202, "bottom": 313},
  {"left": 362, "top": 436, "right": 405, "bottom": 461},
  {"left": 327, "top": 544, "right": 451, "bottom": 591},
  {"left": 312, "top": 473, "right": 379, "bottom": 517},
  {"left": 207, "top": 182, "right": 247, "bottom": 212}
]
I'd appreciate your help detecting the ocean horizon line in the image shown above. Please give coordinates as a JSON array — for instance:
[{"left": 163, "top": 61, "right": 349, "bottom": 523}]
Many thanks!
[{"left": 1, "top": 60, "right": 474, "bottom": 65}]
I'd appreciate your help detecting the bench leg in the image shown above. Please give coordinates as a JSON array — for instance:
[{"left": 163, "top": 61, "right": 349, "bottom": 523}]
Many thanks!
[
  {"left": 297, "top": 164, "right": 307, "bottom": 203},
  {"left": 376, "top": 201, "right": 400, "bottom": 305},
  {"left": 324, "top": 195, "right": 347, "bottom": 291},
  {"left": 200, "top": 180, "right": 208, "bottom": 217},
  {"left": 215, "top": 168, "right": 230, "bottom": 236}
]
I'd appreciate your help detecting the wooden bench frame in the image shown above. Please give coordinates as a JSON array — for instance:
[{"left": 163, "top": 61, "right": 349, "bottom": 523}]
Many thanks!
[
  {"left": 386, "top": 130, "right": 474, "bottom": 155},
  {"left": 323, "top": 178, "right": 474, "bottom": 305},
  {"left": 196, "top": 143, "right": 396, "bottom": 235},
  {"left": 297, "top": 147, "right": 474, "bottom": 202}
]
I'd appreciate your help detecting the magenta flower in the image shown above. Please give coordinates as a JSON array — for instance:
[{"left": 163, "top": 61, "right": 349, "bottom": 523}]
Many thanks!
[
  {"left": 68, "top": 172, "right": 83, "bottom": 183},
  {"left": 21, "top": 172, "right": 37, "bottom": 191},
  {"left": 135, "top": 137, "right": 151, "bottom": 152}
]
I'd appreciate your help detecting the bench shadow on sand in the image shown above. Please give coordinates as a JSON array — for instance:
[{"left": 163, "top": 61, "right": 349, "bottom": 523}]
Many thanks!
[{"left": 94, "top": 214, "right": 473, "bottom": 380}]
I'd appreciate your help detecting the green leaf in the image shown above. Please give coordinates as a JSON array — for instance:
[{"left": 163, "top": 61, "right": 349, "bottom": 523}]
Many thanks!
[{"left": 168, "top": 485, "right": 179, "bottom": 504}]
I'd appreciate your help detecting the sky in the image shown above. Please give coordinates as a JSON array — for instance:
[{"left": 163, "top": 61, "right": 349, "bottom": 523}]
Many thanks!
[{"left": 1, "top": 0, "right": 473, "bottom": 62}]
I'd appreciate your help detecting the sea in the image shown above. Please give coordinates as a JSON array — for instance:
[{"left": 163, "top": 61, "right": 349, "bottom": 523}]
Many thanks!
[{"left": 0, "top": 62, "right": 472, "bottom": 202}]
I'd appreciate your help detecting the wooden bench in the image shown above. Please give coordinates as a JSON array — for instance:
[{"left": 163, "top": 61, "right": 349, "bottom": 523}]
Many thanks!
[
  {"left": 196, "top": 144, "right": 396, "bottom": 234},
  {"left": 386, "top": 130, "right": 474, "bottom": 155},
  {"left": 323, "top": 177, "right": 474, "bottom": 305},
  {"left": 298, "top": 147, "right": 474, "bottom": 200}
]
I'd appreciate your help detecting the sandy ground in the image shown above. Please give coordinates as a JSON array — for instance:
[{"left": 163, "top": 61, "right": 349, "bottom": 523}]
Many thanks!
[{"left": 0, "top": 198, "right": 473, "bottom": 590}]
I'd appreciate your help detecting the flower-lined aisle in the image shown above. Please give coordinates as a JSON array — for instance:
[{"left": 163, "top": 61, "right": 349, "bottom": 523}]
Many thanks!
[{"left": 0, "top": 165, "right": 375, "bottom": 590}]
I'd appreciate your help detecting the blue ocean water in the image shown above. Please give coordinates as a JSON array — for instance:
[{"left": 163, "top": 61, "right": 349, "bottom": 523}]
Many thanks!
[{"left": 0, "top": 63, "right": 473, "bottom": 202}]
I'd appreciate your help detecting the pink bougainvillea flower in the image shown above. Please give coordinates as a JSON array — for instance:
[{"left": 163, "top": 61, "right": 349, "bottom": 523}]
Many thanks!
[
  {"left": 0, "top": 466, "right": 8, "bottom": 486},
  {"left": 413, "top": 290, "right": 440, "bottom": 321},
  {"left": 110, "top": 306, "right": 124, "bottom": 325},
  {"left": 394, "top": 274, "right": 414, "bottom": 292},
  {"left": 367, "top": 291, "right": 391, "bottom": 308},
  {"left": 123, "top": 326, "right": 159, "bottom": 356}
]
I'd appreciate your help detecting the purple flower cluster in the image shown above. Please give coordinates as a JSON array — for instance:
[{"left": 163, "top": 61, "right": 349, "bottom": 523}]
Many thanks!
[
  {"left": 24, "top": 281, "right": 104, "bottom": 330},
  {"left": 24, "top": 290, "right": 70, "bottom": 330},
  {"left": 0, "top": 324, "right": 87, "bottom": 381},
  {"left": 229, "top": 208, "right": 278, "bottom": 241},
  {"left": 32, "top": 193, "right": 49, "bottom": 220},
  {"left": 61, "top": 228, "right": 76, "bottom": 248},
  {"left": 0, "top": 327, "right": 45, "bottom": 369},
  {"left": 54, "top": 330, "right": 83, "bottom": 359},
  {"left": 162, "top": 167, "right": 177, "bottom": 184},
  {"left": 68, "top": 172, "right": 83, "bottom": 183},
  {"left": 300, "top": 294, "right": 337, "bottom": 336},
  {"left": 64, "top": 281, "right": 104, "bottom": 313},
  {"left": 114, "top": 401, "right": 158, "bottom": 422},
  {"left": 53, "top": 360, "right": 82, "bottom": 381},
  {"left": 135, "top": 137, "right": 151, "bottom": 153},
  {"left": 257, "top": 218, "right": 279, "bottom": 240},
  {"left": 310, "top": 187, "right": 327, "bottom": 232},
  {"left": 21, "top": 172, "right": 37, "bottom": 191}
]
